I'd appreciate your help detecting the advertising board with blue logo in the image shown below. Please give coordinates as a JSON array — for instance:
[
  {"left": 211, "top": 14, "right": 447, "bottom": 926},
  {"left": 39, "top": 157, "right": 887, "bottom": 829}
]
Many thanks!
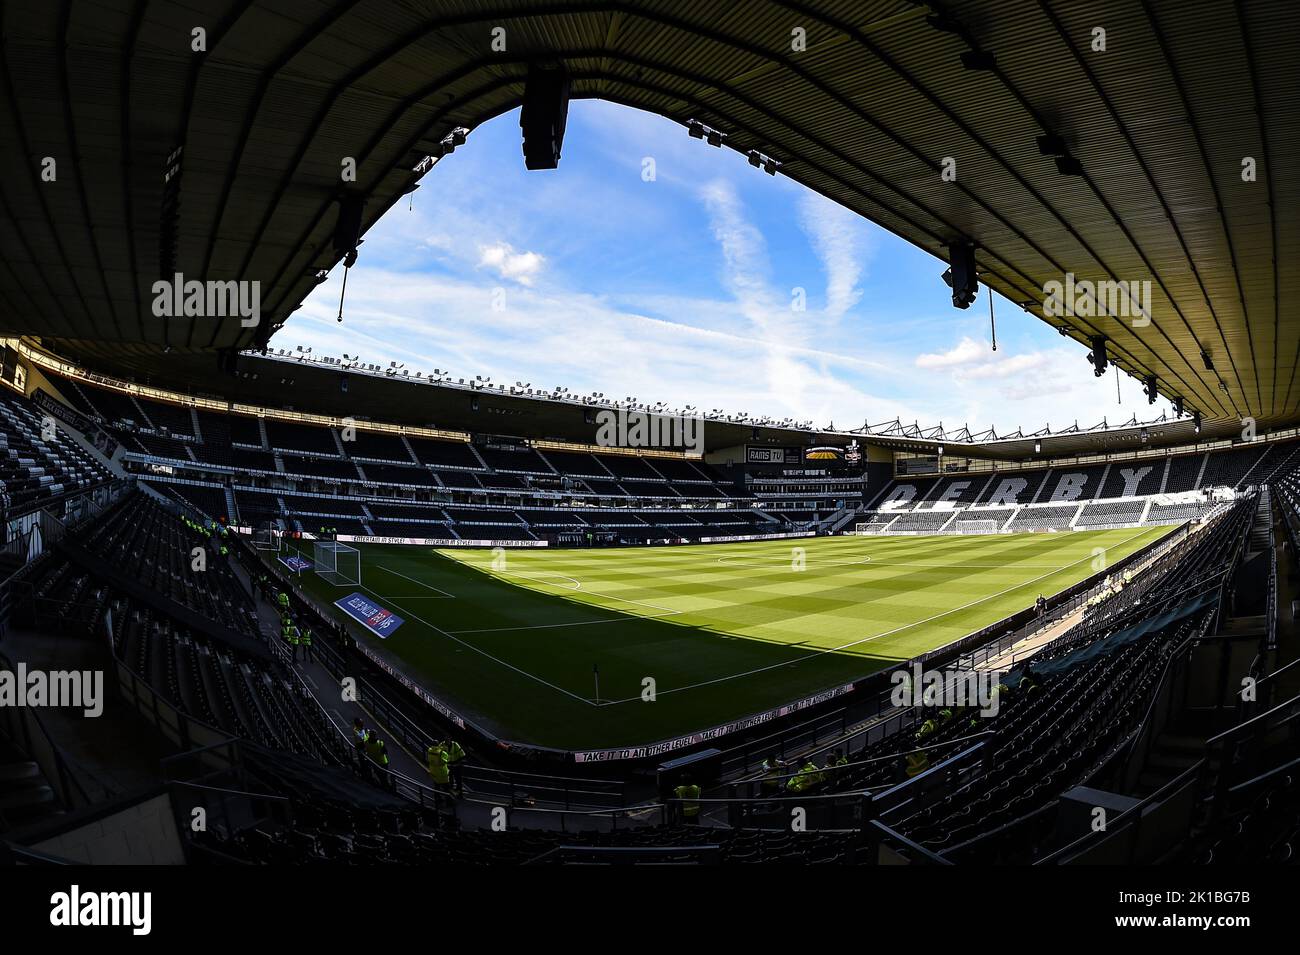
[
  {"left": 277, "top": 555, "right": 313, "bottom": 573},
  {"left": 334, "top": 592, "right": 405, "bottom": 639}
]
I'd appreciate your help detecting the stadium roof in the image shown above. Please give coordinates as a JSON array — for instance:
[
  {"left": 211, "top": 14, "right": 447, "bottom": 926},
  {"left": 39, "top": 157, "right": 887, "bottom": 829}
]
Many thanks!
[
  {"left": 19, "top": 339, "right": 1265, "bottom": 460},
  {"left": 1, "top": 0, "right": 1296, "bottom": 431}
]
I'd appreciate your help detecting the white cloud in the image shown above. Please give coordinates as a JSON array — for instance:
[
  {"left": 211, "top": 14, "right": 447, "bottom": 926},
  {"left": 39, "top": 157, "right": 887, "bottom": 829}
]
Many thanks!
[
  {"left": 916, "top": 337, "right": 988, "bottom": 369},
  {"left": 798, "top": 193, "right": 867, "bottom": 322},
  {"left": 279, "top": 101, "right": 1171, "bottom": 436},
  {"left": 477, "top": 242, "right": 545, "bottom": 286}
]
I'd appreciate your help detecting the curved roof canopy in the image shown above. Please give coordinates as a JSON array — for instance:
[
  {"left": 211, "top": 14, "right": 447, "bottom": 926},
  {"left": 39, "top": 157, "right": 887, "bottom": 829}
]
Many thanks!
[{"left": 0, "top": 0, "right": 1296, "bottom": 430}]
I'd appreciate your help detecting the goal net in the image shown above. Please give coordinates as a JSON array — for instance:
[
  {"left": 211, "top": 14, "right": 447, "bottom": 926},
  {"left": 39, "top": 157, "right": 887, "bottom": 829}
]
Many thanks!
[
  {"left": 252, "top": 520, "right": 281, "bottom": 552},
  {"left": 954, "top": 519, "right": 1000, "bottom": 535},
  {"left": 853, "top": 521, "right": 892, "bottom": 535},
  {"left": 314, "top": 540, "right": 360, "bottom": 586}
]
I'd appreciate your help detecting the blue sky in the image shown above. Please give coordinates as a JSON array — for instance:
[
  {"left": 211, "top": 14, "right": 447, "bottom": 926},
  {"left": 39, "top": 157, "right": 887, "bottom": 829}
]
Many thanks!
[{"left": 287, "top": 99, "right": 1169, "bottom": 433}]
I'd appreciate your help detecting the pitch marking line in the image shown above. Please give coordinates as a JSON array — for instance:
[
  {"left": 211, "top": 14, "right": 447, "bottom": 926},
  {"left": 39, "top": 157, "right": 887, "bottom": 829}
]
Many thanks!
[
  {"left": 354, "top": 582, "right": 597, "bottom": 706},
  {"left": 497, "top": 570, "right": 582, "bottom": 590},
  {"left": 596, "top": 527, "right": 1156, "bottom": 705},
  {"left": 450, "top": 618, "right": 629, "bottom": 635},
  {"left": 715, "top": 554, "right": 872, "bottom": 568},
  {"left": 372, "top": 564, "right": 455, "bottom": 598},
  {"left": 490, "top": 568, "right": 683, "bottom": 617}
]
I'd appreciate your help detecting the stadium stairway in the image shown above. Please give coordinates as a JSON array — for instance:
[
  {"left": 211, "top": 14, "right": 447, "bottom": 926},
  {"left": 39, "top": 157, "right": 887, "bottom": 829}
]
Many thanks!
[
  {"left": 826, "top": 506, "right": 861, "bottom": 534},
  {"left": 194, "top": 818, "right": 871, "bottom": 865},
  {"left": 234, "top": 559, "right": 435, "bottom": 789},
  {"left": 0, "top": 735, "right": 63, "bottom": 834},
  {"left": 0, "top": 627, "right": 180, "bottom": 800}
]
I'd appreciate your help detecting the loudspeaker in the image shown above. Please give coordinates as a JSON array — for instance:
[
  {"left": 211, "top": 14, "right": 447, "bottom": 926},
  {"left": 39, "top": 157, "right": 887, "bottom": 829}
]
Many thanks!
[
  {"left": 945, "top": 240, "right": 978, "bottom": 309},
  {"left": 1087, "top": 336, "right": 1109, "bottom": 377},
  {"left": 332, "top": 194, "right": 365, "bottom": 257},
  {"left": 520, "top": 65, "right": 571, "bottom": 170}
]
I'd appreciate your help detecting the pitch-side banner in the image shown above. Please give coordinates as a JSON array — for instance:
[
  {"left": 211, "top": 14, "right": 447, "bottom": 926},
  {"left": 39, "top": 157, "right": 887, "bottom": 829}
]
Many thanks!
[
  {"left": 573, "top": 682, "right": 855, "bottom": 763},
  {"left": 337, "top": 534, "right": 547, "bottom": 548},
  {"left": 277, "top": 555, "right": 312, "bottom": 573},
  {"left": 335, "top": 592, "right": 405, "bottom": 638},
  {"left": 698, "top": 531, "right": 817, "bottom": 544}
]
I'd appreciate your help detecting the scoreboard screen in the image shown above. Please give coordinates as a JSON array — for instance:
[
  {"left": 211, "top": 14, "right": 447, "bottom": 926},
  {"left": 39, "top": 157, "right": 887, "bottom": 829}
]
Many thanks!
[{"left": 745, "top": 446, "right": 801, "bottom": 465}]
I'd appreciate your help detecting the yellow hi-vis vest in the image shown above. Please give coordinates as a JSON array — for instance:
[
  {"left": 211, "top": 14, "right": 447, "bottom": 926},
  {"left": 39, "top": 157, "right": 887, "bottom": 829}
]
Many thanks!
[
  {"left": 906, "top": 752, "right": 930, "bottom": 777},
  {"left": 426, "top": 746, "right": 450, "bottom": 784},
  {"left": 674, "top": 784, "right": 701, "bottom": 817},
  {"left": 787, "top": 762, "right": 819, "bottom": 792}
]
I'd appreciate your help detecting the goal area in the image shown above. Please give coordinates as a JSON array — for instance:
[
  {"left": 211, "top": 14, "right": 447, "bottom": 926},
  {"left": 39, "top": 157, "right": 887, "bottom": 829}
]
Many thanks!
[
  {"left": 853, "top": 521, "right": 893, "bottom": 535},
  {"left": 953, "top": 519, "right": 1000, "bottom": 535},
  {"left": 314, "top": 540, "right": 361, "bottom": 586}
]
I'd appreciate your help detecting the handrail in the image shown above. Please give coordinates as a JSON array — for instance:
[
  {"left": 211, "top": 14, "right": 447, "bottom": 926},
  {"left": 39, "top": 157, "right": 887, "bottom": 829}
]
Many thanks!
[
  {"left": 1034, "top": 757, "right": 1207, "bottom": 865},
  {"left": 169, "top": 779, "right": 291, "bottom": 803},
  {"left": 1255, "top": 654, "right": 1300, "bottom": 688},
  {"left": 463, "top": 797, "right": 664, "bottom": 817},
  {"left": 865, "top": 819, "right": 954, "bottom": 865},
  {"left": 1206, "top": 686, "right": 1300, "bottom": 747},
  {"left": 458, "top": 762, "right": 623, "bottom": 788},
  {"left": 279, "top": 662, "right": 456, "bottom": 814},
  {"left": 0, "top": 647, "right": 117, "bottom": 808},
  {"left": 738, "top": 730, "right": 994, "bottom": 790}
]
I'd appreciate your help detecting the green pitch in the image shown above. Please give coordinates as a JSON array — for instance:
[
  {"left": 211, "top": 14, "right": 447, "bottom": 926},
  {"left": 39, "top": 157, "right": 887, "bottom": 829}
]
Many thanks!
[{"left": 282, "top": 526, "right": 1171, "bottom": 750}]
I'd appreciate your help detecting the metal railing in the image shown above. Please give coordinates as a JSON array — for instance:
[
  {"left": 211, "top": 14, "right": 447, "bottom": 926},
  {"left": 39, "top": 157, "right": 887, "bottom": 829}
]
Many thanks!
[
  {"left": 1263, "top": 486, "right": 1278, "bottom": 652},
  {"left": 1034, "top": 759, "right": 1207, "bottom": 865},
  {"left": 459, "top": 764, "right": 625, "bottom": 811},
  {"left": 0, "top": 648, "right": 117, "bottom": 817}
]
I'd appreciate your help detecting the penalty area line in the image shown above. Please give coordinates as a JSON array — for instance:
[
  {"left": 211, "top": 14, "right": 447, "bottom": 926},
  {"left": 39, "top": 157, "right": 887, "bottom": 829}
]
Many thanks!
[
  {"left": 356, "top": 584, "right": 597, "bottom": 707},
  {"left": 372, "top": 564, "right": 456, "bottom": 598},
  {"left": 449, "top": 618, "right": 629, "bottom": 635},
  {"left": 491, "top": 568, "right": 683, "bottom": 617}
]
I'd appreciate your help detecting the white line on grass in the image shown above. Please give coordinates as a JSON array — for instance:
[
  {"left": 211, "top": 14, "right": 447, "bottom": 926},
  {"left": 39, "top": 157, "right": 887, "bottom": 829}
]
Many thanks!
[
  {"left": 715, "top": 554, "right": 872, "bottom": 567},
  {"left": 449, "top": 618, "right": 629, "bottom": 634},
  {"left": 373, "top": 564, "right": 456, "bottom": 598},
  {"left": 496, "top": 570, "right": 582, "bottom": 590},
  {"left": 595, "top": 527, "right": 1156, "bottom": 705},
  {"left": 355, "top": 582, "right": 599, "bottom": 706},
  {"left": 490, "top": 568, "right": 682, "bottom": 617}
]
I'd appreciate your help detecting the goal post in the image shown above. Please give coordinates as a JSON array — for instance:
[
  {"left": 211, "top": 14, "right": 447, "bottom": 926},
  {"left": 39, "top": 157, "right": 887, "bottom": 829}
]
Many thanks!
[
  {"left": 252, "top": 520, "right": 281, "bottom": 552},
  {"left": 314, "top": 540, "right": 361, "bottom": 587},
  {"left": 852, "top": 521, "right": 891, "bottom": 535},
  {"left": 953, "top": 519, "right": 1000, "bottom": 535}
]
